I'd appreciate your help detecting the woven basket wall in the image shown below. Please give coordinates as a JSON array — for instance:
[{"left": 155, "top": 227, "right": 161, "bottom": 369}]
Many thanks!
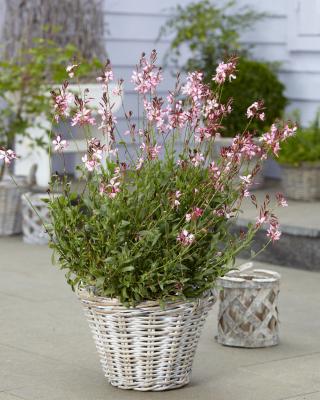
[
  {"left": 78, "top": 288, "right": 216, "bottom": 391},
  {"left": 21, "top": 192, "right": 52, "bottom": 245},
  {"left": 282, "top": 165, "right": 320, "bottom": 201},
  {"left": 281, "top": 164, "right": 320, "bottom": 201},
  {"left": 217, "top": 269, "right": 280, "bottom": 348},
  {"left": 0, "top": 175, "right": 29, "bottom": 235}
]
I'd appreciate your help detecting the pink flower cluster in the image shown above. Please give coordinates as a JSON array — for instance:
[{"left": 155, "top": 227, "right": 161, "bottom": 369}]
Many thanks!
[
  {"left": 82, "top": 138, "right": 105, "bottom": 172},
  {"left": 140, "top": 142, "right": 162, "bottom": 160},
  {"left": 71, "top": 95, "right": 96, "bottom": 127},
  {"left": 177, "top": 229, "right": 195, "bottom": 246},
  {"left": 97, "top": 61, "right": 114, "bottom": 92},
  {"left": 246, "top": 101, "right": 265, "bottom": 121},
  {"left": 51, "top": 82, "right": 74, "bottom": 122},
  {"left": 186, "top": 207, "right": 203, "bottom": 222},
  {"left": 131, "top": 50, "right": 163, "bottom": 94},
  {"left": 260, "top": 123, "right": 297, "bottom": 156},
  {"left": 0, "top": 149, "right": 17, "bottom": 164},
  {"left": 213, "top": 57, "right": 237, "bottom": 85}
]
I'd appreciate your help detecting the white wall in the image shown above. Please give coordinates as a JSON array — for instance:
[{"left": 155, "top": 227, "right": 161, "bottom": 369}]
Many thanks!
[{"left": 104, "top": 0, "right": 320, "bottom": 127}]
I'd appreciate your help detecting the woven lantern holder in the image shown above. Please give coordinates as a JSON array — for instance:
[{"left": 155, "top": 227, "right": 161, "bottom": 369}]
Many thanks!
[
  {"left": 0, "top": 175, "right": 29, "bottom": 235},
  {"left": 281, "top": 163, "right": 320, "bottom": 201},
  {"left": 21, "top": 192, "right": 52, "bottom": 245},
  {"left": 217, "top": 267, "right": 280, "bottom": 348},
  {"left": 78, "top": 288, "right": 216, "bottom": 391}
]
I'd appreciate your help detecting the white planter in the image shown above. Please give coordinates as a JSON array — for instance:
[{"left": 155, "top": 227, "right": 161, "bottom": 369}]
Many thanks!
[
  {"left": 217, "top": 269, "right": 280, "bottom": 348},
  {"left": 78, "top": 288, "right": 216, "bottom": 391},
  {"left": 21, "top": 192, "right": 52, "bottom": 244},
  {"left": 0, "top": 175, "right": 29, "bottom": 235}
]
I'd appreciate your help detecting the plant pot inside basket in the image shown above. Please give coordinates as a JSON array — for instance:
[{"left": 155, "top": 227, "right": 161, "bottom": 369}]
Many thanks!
[{"left": 77, "top": 287, "right": 216, "bottom": 391}]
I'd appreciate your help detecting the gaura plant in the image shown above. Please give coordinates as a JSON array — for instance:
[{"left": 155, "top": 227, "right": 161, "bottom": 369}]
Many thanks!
[{"left": 2, "top": 51, "right": 296, "bottom": 306}]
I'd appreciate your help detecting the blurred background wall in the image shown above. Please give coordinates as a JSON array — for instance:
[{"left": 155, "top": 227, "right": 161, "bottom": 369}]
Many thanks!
[{"left": 0, "top": 0, "right": 319, "bottom": 126}]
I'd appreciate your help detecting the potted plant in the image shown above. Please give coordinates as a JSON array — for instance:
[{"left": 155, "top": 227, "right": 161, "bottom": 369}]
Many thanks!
[
  {"left": 278, "top": 112, "right": 320, "bottom": 201},
  {"left": 3, "top": 51, "right": 294, "bottom": 390}
]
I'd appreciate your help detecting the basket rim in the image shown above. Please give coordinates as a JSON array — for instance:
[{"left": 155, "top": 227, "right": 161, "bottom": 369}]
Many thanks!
[
  {"left": 77, "top": 285, "right": 217, "bottom": 310},
  {"left": 217, "top": 268, "right": 281, "bottom": 287}
]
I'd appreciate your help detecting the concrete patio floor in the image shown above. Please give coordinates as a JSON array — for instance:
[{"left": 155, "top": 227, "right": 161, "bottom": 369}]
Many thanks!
[{"left": 1, "top": 236, "right": 320, "bottom": 400}]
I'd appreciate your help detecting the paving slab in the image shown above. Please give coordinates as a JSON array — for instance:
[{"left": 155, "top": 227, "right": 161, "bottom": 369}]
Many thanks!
[{"left": 0, "top": 236, "right": 320, "bottom": 400}]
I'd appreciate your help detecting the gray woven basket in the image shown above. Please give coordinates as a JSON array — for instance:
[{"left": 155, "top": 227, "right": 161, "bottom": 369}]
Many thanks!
[
  {"left": 217, "top": 268, "right": 280, "bottom": 348},
  {"left": 281, "top": 163, "right": 320, "bottom": 201},
  {"left": 78, "top": 288, "right": 216, "bottom": 391},
  {"left": 21, "top": 192, "right": 51, "bottom": 245},
  {"left": 0, "top": 175, "right": 29, "bottom": 235}
]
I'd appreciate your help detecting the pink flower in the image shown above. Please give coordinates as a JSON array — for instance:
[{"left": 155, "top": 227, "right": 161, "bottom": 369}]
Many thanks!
[
  {"left": 167, "top": 100, "right": 188, "bottom": 130},
  {"left": 52, "top": 135, "right": 68, "bottom": 152},
  {"left": 66, "top": 64, "right": 79, "bottom": 78},
  {"left": 213, "top": 58, "right": 237, "bottom": 85},
  {"left": 246, "top": 101, "right": 265, "bottom": 120},
  {"left": 0, "top": 149, "right": 17, "bottom": 165},
  {"left": 97, "top": 62, "right": 114, "bottom": 91},
  {"left": 186, "top": 207, "right": 203, "bottom": 222},
  {"left": 191, "top": 152, "right": 205, "bottom": 167},
  {"left": 136, "top": 157, "right": 144, "bottom": 171},
  {"left": 143, "top": 98, "right": 166, "bottom": 130},
  {"left": 81, "top": 150, "right": 102, "bottom": 172},
  {"left": 240, "top": 174, "right": 252, "bottom": 185},
  {"left": 71, "top": 107, "right": 95, "bottom": 127},
  {"left": 131, "top": 50, "right": 162, "bottom": 94},
  {"left": 107, "top": 177, "right": 121, "bottom": 199},
  {"left": 182, "top": 71, "right": 208, "bottom": 103},
  {"left": 177, "top": 229, "right": 195, "bottom": 246},
  {"left": 140, "top": 142, "right": 162, "bottom": 160},
  {"left": 51, "top": 82, "right": 73, "bottom": 122},
  {"left": 267, "top": 223, "right": 281, "bottom": 242},
  {"left": 112, "top": 85, "right": 123, "bottom": 96},
  {"left": 276, "top": 192, "right": 288, "bottom": 207}
]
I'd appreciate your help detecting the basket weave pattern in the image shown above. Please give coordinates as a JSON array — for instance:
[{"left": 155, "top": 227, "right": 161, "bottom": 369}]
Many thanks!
[
  {"left": 0, "top": 176, "right": 28, "bottom": 235},
  {"left": 217, "top": 269, "right": 280, "bottom": 348},
  {"left": 78, "top": 289, "right": 216, "bottom": 391},
  {"left": 281, "top": 164, "right": 320, "bottom": 201},
  {"left": 22, "top": 192, "right": 51, "bottom": 245}
]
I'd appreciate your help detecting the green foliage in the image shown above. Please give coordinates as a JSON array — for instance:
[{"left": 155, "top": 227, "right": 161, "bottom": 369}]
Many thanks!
[
  {"left": 0, "top": 37, "right": 101, "bottom": 155},
  {"left": 48, "top": 157, "right": 256, "bottom": 307},
  {"left": 160, "top": 0, "right": 265, "bottom": 71},
  {"left": 220, "top": 58, "right": 287, "bottom": 136},
  {"left": 160, "top": 0, "right": 287, "bottom": 136},
  {"left": 278, "top": 112, "right": 320, "bottom": 166}
]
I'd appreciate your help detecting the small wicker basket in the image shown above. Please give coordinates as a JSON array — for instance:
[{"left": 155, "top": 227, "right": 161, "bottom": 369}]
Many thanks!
[
  {"left": 78, "top": 288, "right": 216, "bottom": 391},
  {"left": 0, "top": 175, "right": 29, "bottom": 235},
  {"left": 281, "top": 163, "right": 320, "bottom": 201},
  {"left": 217, "top": 268, "right": 280, "bottom": 348},
  {"left": 21, "top": 192, "right": 52, "bottom": 245}
]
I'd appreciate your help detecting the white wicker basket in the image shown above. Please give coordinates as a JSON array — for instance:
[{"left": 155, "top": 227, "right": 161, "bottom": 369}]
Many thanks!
[
  {"left": 281, "top": 163, "right": 320, "bottom": 201},
  {"left": 217, "top": 268, "right": 280, "bottom": 348},
  {"left": 78, "top": 288, "right": 216, "bottom": 391},
  {"left": 21, "top": 192, "right": 52, "bottom": 245},
  {"left": 0, "top": 175, "right": 29, "bottom": 235}
]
